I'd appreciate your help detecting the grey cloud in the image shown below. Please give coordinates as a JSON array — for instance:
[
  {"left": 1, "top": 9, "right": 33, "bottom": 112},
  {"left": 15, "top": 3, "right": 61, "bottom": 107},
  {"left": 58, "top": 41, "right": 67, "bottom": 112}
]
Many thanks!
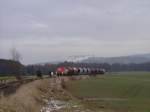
[{"left": 0, "top": 0, "right": 150, "bottom": 64}]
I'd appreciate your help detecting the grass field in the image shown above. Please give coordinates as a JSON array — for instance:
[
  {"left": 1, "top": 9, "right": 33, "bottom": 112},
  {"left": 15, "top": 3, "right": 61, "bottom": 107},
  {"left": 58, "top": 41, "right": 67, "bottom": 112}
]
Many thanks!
[
  {"left": 0, "top": 75, "right": 37, "bottom": 85},
  {"left": 67, "top": 72, "right": 150, "bottom": 112},
  {"left": 0, "top": 76, "right": 15, "bottom": 80}
]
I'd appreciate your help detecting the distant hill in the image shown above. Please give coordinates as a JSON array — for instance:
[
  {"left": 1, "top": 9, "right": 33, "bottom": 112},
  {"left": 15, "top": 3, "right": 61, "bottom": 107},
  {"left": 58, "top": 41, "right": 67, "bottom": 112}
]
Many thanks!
[
  {"left": 81, "top": 53, "right": 150, "bottom": 64},
  {"left": 0, "top": 59, "right": 23, "bottom": 75}
]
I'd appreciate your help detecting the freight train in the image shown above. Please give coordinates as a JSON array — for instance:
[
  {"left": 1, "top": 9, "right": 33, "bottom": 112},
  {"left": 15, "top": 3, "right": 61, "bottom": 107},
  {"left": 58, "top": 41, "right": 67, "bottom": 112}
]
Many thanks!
[{"left": 56, "top": 66, "right": 105, "bottom": 76}]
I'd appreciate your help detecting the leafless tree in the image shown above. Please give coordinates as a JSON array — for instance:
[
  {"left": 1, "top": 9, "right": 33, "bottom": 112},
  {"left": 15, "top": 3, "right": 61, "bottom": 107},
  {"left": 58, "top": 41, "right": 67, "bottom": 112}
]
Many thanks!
[
  {"left": 10, "top": 47, "right": 22, "bottom": 62},
  {"left": 10, "top": 47, "right": 23, "bottom": 80}
]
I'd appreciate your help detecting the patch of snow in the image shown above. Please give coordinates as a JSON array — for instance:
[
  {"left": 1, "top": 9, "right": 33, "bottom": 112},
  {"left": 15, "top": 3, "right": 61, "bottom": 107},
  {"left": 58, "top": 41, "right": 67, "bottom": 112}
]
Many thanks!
[{"left": 41, "top": 100, "right": 70, "bottom": 112}]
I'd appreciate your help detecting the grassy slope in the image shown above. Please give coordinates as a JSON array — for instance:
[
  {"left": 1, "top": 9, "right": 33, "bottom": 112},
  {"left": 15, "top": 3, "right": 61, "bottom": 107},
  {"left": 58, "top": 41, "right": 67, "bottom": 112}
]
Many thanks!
[
  {"left": 67, "top": 72, "right": 150, "bottom": 112},
  {"left": 0, "top": 78, "right": 68, "bottom": 112}
]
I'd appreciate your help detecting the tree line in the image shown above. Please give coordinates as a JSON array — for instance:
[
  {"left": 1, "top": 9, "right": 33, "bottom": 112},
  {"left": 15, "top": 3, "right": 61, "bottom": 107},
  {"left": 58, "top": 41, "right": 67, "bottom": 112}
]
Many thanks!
[
  {"left": 23, "top": 61, "right": 150, "bottom": 75},
  {"left": 0, "top": 60, "right": 150, "bottom": 76},
  {"left": 0, "top": 59, "right": 24, "bottom": 76}
]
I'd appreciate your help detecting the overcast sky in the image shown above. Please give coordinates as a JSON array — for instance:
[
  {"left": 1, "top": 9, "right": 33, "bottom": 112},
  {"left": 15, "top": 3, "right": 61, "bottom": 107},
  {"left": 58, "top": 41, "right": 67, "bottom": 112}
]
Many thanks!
[{"left": 0, "top": 0, "right": 150, "bottom": 64}]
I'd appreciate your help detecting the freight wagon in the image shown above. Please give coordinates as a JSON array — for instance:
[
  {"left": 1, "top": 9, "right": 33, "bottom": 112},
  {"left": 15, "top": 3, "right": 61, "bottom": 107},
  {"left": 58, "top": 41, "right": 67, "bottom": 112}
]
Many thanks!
[{"left": 56, "top": 67, "right": 105, "bottom": 76}]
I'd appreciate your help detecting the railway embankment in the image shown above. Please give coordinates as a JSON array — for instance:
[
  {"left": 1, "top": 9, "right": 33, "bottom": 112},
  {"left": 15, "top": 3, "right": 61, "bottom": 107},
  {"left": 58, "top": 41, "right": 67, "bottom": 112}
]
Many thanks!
[{"left": 0, "top": 75, "right": 94, "bottom": 112}]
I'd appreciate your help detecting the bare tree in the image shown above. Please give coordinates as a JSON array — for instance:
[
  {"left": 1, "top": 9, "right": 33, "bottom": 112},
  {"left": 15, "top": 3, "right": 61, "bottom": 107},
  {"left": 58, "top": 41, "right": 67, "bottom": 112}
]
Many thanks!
[
  {"left": 10, "top": 47, "right": 23, "bottom": 80},
  {"left": 10, "top": 47, "right": 22, "bottom": 62}
]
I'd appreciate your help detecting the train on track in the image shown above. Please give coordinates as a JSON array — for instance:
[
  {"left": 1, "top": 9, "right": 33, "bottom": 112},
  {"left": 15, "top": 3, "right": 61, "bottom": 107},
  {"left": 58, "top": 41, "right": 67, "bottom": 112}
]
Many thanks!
[{"left": 56, "top": 66, "right": 105, "bottom": 76}]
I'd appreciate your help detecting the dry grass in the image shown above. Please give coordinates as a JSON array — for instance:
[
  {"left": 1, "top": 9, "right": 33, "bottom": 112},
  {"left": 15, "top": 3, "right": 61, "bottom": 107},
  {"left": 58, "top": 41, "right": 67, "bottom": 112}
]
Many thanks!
[
  {"left": 0, "top": 79, "right": 52, "bottom": 112},
  {"left": 0, "top": 76, "right": 95, "bottom": 112}
]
